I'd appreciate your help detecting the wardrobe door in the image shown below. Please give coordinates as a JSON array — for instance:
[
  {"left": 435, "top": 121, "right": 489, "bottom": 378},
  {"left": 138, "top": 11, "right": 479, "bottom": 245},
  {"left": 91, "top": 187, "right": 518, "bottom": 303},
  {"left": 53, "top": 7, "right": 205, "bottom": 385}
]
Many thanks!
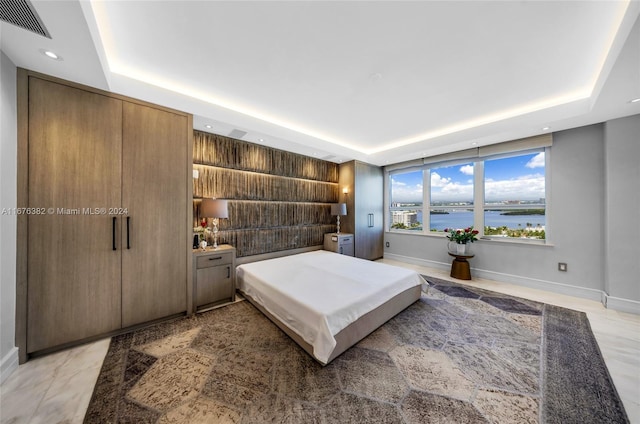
[
  {"left": 121, "top": 102, "right": 188, "bottom": 327},
  {"left": 27, "top": 78, "right": 123, "bottom": 353},
  {"left": 355, "top": 162, "right": 383, "bottom": 260}
]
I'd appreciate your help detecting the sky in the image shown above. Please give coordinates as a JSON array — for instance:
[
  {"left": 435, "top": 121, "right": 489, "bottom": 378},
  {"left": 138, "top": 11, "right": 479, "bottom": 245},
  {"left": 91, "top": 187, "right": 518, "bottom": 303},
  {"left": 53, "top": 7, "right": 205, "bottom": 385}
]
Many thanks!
[{"left": 391, "top": 152, "right": 545, "bottom": 203}]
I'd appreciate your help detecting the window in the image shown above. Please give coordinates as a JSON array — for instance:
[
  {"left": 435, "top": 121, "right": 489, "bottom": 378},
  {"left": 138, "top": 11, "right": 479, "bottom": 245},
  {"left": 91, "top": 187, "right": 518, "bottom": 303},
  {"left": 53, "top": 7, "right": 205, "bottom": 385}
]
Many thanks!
[
  {"left": 386, "top": 135, "right": 550, "bottom": 242},
  {"left": 390, "top": 170, "right": 423, "bottom": 231},
  {"left": 429, "top": 162, "right": 474, "bottom": 232},
  {"left": 483, "top": 152, "right": 546, "bottom": 240}
]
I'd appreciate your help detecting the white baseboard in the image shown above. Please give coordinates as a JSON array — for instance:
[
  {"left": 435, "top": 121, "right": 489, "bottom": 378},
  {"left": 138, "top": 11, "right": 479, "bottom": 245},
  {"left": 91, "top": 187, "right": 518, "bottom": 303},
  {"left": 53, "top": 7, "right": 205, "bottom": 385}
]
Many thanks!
[
  {"left": 383, "top": 253, "right": 450, "bottom": 272},
  {"left": 471, "top": 268, "right": 604, "bottom": 303},
  {"left": 384, "top": 253, "right": 604, "bottom": 303},
  {"left": 1, "top": 347, "right": 19, "bottom": 385},
  {"left": 604, "top": 296, "right": 640, "bottom": 315}
]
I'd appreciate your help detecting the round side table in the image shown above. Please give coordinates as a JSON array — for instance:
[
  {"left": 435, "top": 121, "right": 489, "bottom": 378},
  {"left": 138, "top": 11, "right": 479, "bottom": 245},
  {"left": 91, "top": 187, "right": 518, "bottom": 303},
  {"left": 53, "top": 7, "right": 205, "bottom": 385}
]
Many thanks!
[{"left": 448, "top": 252, "right": 475, "bottom": 280}]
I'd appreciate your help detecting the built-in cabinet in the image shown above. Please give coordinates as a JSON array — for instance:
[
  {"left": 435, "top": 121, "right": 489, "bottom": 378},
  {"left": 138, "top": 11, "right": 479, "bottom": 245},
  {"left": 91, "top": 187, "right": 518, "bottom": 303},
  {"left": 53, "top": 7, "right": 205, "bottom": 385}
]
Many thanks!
[
  {"left": 323, "top": 233, "right": 355, "bottom": 256},
  {"left": 339, "top": 161, "right": 384, "bottom": 260},
  {"left": 193, "top": 245, "right": 236, "bottom": 311},
  {"left": 17, "top": 70, "right": 192, "bottom": 360}
]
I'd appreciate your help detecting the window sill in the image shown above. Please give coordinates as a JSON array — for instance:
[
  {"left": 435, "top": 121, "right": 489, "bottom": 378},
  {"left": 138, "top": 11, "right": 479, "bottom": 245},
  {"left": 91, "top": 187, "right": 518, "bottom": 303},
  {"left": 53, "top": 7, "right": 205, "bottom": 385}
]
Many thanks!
[{"left": 386, "top": 231, "right": 554, "bottom": 247}]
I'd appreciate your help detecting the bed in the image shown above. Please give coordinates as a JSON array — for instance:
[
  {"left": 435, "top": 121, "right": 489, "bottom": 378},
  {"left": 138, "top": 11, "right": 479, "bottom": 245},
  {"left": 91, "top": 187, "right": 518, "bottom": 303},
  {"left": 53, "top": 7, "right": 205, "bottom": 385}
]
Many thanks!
[{"left": 236, "top": 250, "right": 428, "bottom": 365}]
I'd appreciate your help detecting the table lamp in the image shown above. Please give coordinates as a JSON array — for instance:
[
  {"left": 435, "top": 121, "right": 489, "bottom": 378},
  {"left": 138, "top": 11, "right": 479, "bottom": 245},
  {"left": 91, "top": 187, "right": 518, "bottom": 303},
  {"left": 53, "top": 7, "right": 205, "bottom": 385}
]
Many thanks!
[
  {"left": 201, "top": 198, "right": 229, "bottom": 249},
  {"left": 331, "top": 203, "right": 347, "bottom": 234}
]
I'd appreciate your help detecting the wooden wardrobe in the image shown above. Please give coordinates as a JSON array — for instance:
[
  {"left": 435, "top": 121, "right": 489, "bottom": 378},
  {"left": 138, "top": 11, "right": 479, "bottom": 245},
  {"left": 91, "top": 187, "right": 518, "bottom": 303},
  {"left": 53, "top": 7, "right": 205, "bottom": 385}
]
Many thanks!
[
  {"left": 16, "top": 70, "right": 193, "bottom": 361},
  {"left": 339, "top": 161, "right": 384, "bottom": 260}
]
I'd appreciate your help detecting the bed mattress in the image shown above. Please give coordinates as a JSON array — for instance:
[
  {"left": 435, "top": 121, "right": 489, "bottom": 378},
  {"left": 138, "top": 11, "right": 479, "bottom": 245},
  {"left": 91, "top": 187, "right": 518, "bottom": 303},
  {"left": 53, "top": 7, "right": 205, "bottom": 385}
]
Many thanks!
[{"left": 236, "top": 250, "right": 427, "bottom": 364}]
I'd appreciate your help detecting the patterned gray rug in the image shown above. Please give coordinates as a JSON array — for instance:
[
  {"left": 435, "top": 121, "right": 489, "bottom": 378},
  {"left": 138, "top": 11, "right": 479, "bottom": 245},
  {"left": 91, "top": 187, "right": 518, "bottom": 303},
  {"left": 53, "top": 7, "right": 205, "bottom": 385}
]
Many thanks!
[{"left": 84, "top": 276, "right": 628, "bottom": 423}]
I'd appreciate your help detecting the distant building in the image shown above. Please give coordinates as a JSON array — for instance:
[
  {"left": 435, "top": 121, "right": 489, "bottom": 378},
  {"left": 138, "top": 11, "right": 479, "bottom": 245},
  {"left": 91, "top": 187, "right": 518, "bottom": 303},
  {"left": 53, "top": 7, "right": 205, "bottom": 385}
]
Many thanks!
[{"left": 392, "top": 211, "right": 418, "bottom": 226}]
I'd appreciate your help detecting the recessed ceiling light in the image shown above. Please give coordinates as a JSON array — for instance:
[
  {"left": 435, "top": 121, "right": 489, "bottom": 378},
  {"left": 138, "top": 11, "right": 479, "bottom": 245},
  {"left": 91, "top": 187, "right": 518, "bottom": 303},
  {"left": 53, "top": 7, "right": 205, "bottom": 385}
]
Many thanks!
[
  {"left": 258, "top": 138, "right": 264, "bottom": 142},
  {"left": 40, "top": 49, "right": 62, "bottom": 61},
  {"left": 204, "top": 124, "right": 213, "bottom": 129},
  {"left": 542, "top": 126, "right": 550, "bottom": 131},
  {"left": 630, "top": 98, "right": 640, "bottom": 103},
  {"left": 471, "top": 142, "right": 478, "bottom": 146}
]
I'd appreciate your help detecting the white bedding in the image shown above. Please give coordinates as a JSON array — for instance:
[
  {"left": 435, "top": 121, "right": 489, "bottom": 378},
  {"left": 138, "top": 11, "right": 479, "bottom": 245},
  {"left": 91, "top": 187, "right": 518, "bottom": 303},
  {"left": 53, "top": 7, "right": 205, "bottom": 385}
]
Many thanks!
[{"left": 236, "top": 250, "right": 428, "bottom": 363}]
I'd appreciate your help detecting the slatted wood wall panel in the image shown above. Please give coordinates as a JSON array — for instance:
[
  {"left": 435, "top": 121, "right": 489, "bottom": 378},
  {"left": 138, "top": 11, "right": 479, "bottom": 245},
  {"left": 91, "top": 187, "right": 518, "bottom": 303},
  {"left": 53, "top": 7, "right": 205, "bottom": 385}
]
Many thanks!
[
  {"left": 193, "top": 131, "right": 339, "bottom": 257},
  {"left": 194, "top": 131, "right": 338, "bottom": 182}
]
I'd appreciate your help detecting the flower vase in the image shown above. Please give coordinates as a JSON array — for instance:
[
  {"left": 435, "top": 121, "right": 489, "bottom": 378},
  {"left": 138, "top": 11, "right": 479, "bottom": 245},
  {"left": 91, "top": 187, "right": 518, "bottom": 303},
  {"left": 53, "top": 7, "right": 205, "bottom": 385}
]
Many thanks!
[{"left": 456, "top": 243, "right": 466, "bottom": 255}]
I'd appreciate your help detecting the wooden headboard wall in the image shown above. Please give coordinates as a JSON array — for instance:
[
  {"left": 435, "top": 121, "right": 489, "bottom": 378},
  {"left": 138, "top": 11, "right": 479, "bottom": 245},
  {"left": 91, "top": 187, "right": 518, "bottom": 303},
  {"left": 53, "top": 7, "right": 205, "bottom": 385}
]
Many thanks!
[{"left": 193, "top": 131, "right": 339, "bottom": 257}]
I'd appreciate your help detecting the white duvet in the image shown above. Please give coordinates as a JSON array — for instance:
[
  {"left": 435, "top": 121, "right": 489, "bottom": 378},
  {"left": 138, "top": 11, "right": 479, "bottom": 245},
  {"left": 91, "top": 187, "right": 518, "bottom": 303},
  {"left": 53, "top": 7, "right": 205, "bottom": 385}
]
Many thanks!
[{"left": 236, "top": 250, "right": 428, "bottom": 363}]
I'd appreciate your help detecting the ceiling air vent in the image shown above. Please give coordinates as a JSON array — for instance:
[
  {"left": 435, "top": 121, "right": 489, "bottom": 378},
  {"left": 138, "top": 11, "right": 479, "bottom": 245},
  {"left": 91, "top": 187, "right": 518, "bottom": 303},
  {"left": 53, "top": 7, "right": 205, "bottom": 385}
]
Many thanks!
[
  {"left": 228, "top": 129, "right": 247, "bottom": 140},
  {"left": 0, "top": 0, "right": 51, "bottom": 38}
]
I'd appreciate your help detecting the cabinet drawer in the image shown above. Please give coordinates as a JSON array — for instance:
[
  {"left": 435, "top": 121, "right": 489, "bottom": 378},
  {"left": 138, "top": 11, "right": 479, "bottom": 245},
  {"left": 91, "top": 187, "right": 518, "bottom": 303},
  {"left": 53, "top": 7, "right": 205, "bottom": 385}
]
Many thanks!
[
  {"left": 196, "top": 252, "right": 232, "bottom": 269},
  {"left": 338, "top": 236, "right": 353, "bottom": 245}
]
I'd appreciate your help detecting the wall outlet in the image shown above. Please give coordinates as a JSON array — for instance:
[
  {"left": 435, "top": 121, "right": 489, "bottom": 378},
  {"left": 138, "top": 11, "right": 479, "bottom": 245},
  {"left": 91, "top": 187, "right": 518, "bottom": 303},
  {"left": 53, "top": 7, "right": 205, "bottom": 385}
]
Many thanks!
[
  {"left": 558, "top": 262, "right": 568, "bottom": 272},
  {"left": 385, "top": 241, "right": 390, "bottom": 248}
]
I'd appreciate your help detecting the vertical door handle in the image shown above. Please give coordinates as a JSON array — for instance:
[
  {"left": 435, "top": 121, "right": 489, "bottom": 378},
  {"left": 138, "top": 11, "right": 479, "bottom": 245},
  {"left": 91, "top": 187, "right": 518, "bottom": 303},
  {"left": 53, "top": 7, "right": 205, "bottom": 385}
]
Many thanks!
[
  {"left": 112, "top": 217, "right": 117, "bottom": 250},
  {"left": 368, "top": 213, "right": 374, "bottom": 227},
  {"left": 227, "top": 266, "right": 230, "bottom": 279},
  {"left": 126, "top": 216, "right": 131, "bottom": 249}
]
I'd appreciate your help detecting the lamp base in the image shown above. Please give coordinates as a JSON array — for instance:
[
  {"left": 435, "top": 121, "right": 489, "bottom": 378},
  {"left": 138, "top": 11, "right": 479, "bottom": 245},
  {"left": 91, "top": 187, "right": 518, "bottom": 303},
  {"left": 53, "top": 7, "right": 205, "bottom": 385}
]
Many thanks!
[{"left": 212, "top": 218, "right": 219, "bottom": 249}]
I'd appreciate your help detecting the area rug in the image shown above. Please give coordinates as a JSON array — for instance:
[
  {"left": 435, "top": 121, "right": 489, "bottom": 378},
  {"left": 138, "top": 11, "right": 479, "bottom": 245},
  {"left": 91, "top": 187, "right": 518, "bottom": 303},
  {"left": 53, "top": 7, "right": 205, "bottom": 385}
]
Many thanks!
[{"left": 84, "top": 276, "right": 628, "bottom": 423}]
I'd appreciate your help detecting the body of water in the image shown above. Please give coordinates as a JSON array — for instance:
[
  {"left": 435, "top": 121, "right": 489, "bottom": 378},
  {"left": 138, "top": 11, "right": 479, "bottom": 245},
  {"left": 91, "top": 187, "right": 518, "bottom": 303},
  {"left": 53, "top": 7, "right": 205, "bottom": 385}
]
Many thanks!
[{"left": 417, "top": 210, "right": 545, "bottom": 231}]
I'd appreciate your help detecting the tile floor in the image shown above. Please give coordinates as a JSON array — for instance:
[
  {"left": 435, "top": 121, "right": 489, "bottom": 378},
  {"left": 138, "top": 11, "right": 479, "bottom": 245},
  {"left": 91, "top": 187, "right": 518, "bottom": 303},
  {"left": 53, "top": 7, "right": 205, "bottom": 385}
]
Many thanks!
[{"left": 1, "top": 261, "right": 639, "bottom": 424}]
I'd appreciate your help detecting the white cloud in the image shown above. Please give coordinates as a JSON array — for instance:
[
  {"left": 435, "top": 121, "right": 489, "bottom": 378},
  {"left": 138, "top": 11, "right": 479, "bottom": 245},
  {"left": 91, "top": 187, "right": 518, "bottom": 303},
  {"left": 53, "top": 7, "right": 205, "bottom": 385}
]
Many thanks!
[
  {"left": 431, "top": 172, "right": 451, "bottom": 188},
  {"left": 459, "top": 165, "right": 474, "bottom": 175},
  {"left": 431, "top": 175, "right": 473, "bottom": 201},
  {"left": 525, "top": 152, "right": 545, "bottom": 169},
  {"left": 391, "top": 180, "right": 422, "bottom": 203},
  {"left": 438, "top": 182, "right": 473, "bottom": 198},
  {"left": 485, "top": 174, "right": 545, "bottom": 201}
]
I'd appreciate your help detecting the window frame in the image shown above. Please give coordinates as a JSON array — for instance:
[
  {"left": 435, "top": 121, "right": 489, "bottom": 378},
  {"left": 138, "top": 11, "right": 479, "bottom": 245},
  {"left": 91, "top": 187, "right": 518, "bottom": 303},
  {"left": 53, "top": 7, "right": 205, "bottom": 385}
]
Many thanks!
[
  {"left": 386, "top": 145, "right": 550, "bottom": 244},
  {"left": 388, "top": 167, "right": 425, "bottom": 232}
]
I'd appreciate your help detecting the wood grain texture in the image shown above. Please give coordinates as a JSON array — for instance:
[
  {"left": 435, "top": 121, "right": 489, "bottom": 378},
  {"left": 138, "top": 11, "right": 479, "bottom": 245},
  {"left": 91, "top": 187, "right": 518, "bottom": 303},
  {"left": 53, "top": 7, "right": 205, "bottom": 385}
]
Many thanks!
[
  {"left": 16, "top": 69, "right": 29, "bottom": 363},
  {"left": 196, "top": 265, "right": 233, "bottom": 308},
  {"left": 18, "top": 70, "right": 193, "bottom": 359},
  {"left": 193, "top": 131, "right": 338, "bottom": 182},
  {"left": 193, "top": 134, "right": 339, "bottom": 258},
  {"left": 339, "top": 161, "right": 384, "bottom": 260},
  {"left": 26, "top": 77, "right": 123, "bottom": 352},
  {"left": 193, "top": 165, "right": 338, "bottom": 202},
  {"left": 354, "top": 161, "right": 384, "bottom": 260},
  {"left": 194, "top": 201, "right": 334, "bottom": 230},
  {"left": 216, "top": 225, "right": 336, "bottom": 257},
  {"left": 122, "top": 102, "right": 188, "bottom": 327}
]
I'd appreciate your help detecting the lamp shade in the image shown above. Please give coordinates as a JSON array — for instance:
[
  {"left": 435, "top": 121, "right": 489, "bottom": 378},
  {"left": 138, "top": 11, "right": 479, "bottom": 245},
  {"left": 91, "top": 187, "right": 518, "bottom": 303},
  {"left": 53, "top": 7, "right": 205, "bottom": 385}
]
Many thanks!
[
  {"left": 331, "top": 203, "right": 347, "bottom": 216},
  {"left": 201, "top": 198, "right": 229, "bottom": 218}
]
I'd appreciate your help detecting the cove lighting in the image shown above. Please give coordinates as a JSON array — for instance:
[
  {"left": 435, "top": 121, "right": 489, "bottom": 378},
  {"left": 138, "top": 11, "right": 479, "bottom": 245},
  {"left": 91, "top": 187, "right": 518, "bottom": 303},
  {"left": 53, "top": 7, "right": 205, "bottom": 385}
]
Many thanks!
[{"left": 89, "top": 0, "right": 631, "bottom": 157}]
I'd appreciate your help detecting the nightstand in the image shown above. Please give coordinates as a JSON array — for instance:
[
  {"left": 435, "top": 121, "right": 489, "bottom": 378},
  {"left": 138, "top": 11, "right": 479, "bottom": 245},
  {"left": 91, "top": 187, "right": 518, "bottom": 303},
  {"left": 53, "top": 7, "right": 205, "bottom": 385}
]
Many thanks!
[
  {"left": 324, "top": 233, "right": 355, "bottom": 256},
  {"left": 192, "top": 245, "right": 236, "bottom": 312}
]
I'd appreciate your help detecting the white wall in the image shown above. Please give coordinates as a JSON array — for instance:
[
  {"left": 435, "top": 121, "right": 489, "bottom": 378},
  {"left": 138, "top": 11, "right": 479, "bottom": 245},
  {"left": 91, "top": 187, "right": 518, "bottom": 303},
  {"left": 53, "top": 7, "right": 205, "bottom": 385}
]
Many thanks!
[
  {"left": 385, "top": 120, "right": 639, "bottom": 312},
  {"left": 604, "top": 114, "right": 640, "bottom": 311},
  {"left": 0, "top": 51, "right": 18, "bottom": 382}
]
